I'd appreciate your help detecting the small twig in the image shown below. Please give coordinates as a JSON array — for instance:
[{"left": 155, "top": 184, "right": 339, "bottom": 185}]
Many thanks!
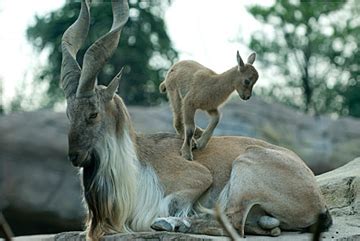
[
  {"left": 214, "top": 204, "right": 241, "bottom": 241},
  {"left": 0, "top": 212, "right": 13, "bottom": 241}
]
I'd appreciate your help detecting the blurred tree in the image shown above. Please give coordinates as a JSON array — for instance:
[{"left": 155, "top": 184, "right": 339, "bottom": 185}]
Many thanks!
[
  {"left": 8, "top": 77, "right": 47, "bottom": 112},
  {"left": 248, "top": 0, "right": 359, "bottom": 116},
  {"left": 27, "top": 0, "right": 177, "bottom": 107},
  {"left": 332, "top": 2, "right": 360, "bottom": 117}
]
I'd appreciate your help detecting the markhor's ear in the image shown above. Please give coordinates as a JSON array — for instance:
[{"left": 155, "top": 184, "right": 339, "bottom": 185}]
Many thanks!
[
  {"left": 236, "top": 50, "right": 245, "bottom": 69},
  {"left": 247, "top": 52, "right": 256, "bottom": 64},
  {"left": 104, "top": 67, "right": 124, "bottom": 101}
]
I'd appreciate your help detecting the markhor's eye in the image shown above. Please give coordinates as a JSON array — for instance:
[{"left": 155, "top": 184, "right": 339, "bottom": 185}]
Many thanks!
[
  {"left": 244, "top": 79, "right": 251, "bottom": 85},
  {"left": 89, "top": 113, "right": 98, "bottom": 119}
]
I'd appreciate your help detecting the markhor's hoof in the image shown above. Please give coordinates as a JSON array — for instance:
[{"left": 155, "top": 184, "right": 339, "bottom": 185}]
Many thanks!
[
  {"left": 270, "top": 227, "right": 281, "bottom": 237},
  {"left": 258, "top": 216, "right": 280, "bottom": 229},
  {"left": 151, "top": 219, "right": 173, "bottom": 231},
  {"left": 176, "top": 221, "right": 191, "bottom": 233}
]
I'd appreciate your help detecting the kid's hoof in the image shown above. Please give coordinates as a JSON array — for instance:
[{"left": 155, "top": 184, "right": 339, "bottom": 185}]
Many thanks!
[
  {"left": 194, "top": 127, "right": 204, "bottom": 139},
  {"left": 192, "top": 139, "right": 198, "bottom": 150},
  {"left": 182, "top": 153, "right": 193, "bottom": 161},
  {"left": 195, "top": 142, "right": 205, "bottom": 150},
  {"left": 151, "top": 219, "right": 174, "bottom": 231},
  {"left": 181, "top": 149, "right": 193, "bottom": 161},
  {"left": 270, "top": 227, "right": 281, "bottom": 237},
  {"left": 195, "top": 138, "right": 208, "bottom": 150}
]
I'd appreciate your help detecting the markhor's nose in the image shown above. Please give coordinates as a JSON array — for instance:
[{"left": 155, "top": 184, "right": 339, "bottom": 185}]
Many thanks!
[{"left": 68, "top": 153, "right": 79, "bottom": 165}]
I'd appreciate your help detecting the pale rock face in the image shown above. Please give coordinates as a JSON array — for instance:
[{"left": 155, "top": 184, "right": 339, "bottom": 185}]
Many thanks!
[
  {"left": 130, "top": 98, "right": 360, "bottom": 173},
  {"left": 317, "top": 157, "right": 360, "bottom": 216}
]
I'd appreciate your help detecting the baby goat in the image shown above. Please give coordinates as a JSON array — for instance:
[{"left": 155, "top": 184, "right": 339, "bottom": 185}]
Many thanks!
[{"left": 160, "top": 51, "right": 259, "bottom": 160}]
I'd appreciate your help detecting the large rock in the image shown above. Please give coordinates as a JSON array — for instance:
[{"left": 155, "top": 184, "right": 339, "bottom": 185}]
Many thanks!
[
  {"left": 0, "top": 111, "right": 84, "bottom": 235},
  {"left": 317, "top": 157, "right": 360, "bottom": 217},
  {"left": 7, "top": 216, "right": 360, "bottom": 241}
]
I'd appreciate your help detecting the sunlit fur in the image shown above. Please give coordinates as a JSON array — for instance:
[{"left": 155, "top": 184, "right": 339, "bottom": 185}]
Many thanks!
[
  {"left": 62, "top": 1, "right": 332, "bottom": 240},
  {"left": 75, "top": 98, "right": 331, "bottom": 240},
  {"left": 159, "top": 53, "right": 258, "bottom": 160},
  {"left": 130, "top": 164, "right": 170, "bottom": 230}
]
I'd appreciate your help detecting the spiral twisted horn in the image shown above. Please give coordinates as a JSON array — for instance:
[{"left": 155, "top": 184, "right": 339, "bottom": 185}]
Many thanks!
[
  {"left": 60, "top": 0, "right": 91, "bottom": 98},
  {"left": 76, "top": 0, "right": 129, "bottom": 97}
]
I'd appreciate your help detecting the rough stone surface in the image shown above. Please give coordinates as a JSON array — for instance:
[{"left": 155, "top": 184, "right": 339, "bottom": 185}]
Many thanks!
[
  {"left": 6, "top": 216, "right": 360, "bottom": 241},
  {"left": 317, "top": 157, "right": 360, "bottom": 217},
  {"left": 0, "top": 111, "right": 84, "bottom": 235},
  {"left": 128, "top": 98, "right": 360, "bottom": 173}
]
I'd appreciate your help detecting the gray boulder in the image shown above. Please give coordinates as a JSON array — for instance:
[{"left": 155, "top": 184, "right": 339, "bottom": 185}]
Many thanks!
[
  {"left": 317, "top": 157, "right": 360, "bottom": 217},
  {"left": 129, "top": 98, "right": 360, "bottom": 173},
  {"left": 0, "top": 111, "right": 84, "bottom": 234}
]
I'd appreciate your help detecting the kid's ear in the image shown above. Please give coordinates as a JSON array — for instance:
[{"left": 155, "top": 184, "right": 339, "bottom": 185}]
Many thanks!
[
  {"left": 247, "top": 52, "right": 256, "bottom": 64},
  {"left": 236, "top": 50, "right": 245, "bottom": 68},
  {"left": 104, "top": 67, "right": 124, "bottom": 101}
]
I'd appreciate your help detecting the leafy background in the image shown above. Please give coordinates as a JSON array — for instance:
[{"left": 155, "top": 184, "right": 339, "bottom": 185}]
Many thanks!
[
  {"left": 0, "top": 0, "right": 358, "bottom": 118},
  {"left": 26, "top": 0, "right": 177, "bottom": 107}
]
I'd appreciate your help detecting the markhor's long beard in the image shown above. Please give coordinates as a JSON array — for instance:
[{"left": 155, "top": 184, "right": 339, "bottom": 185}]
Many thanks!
[
  {"left": 81, "top": 133, "right": 139, "bottom": 239},
  {"left": 82, "top": 151, "right": 108, "bottom": 239},
  {"left": 81, "top": 132, "right": 169, "bottom": 240},
  {"left": 83, "top": 152, "right": 100, "bottom": 191}
]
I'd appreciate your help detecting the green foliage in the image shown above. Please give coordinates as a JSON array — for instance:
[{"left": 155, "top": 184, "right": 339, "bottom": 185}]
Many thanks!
[
  {"left": 27, "top": 0, "right": 177, "bottom": 106},
  {"left": 248, "top": 0, "right": 360, "bottom": 116}
]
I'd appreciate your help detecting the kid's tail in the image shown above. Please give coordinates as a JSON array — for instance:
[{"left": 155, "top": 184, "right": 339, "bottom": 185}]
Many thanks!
[{"left": 159, "top": 81, "right": 167, "bottom": 93}]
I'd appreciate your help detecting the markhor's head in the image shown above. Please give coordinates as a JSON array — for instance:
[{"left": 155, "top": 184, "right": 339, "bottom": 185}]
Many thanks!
[{"left": 60, "top": 0, "right": 129, "bottom": 168}]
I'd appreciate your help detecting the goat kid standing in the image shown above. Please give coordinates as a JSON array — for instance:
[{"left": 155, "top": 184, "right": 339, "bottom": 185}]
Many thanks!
[{"left": 160, "top": 52, "right": 259, "bottom": 160}]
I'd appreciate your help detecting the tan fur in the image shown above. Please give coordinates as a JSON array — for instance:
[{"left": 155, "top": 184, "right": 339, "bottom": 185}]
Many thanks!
[
  {"left": 160, "top": 54, "right": 259, "bottom": 160},
  {"left": 67, "top": 88, "right": 328, "bottom": 240},
  {"left": 137, "top": 129, "right": 326, "bottom": 238},
  {"left": 61, "top": 1, "right": 330, "bottom": 240}
]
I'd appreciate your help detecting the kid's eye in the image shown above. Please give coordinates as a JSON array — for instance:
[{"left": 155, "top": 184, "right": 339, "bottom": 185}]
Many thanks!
[
  {"left": 89, "top": 113, "right": 98, "bottom": 119},
  {"left": 244, "top": 79, "right": 251, "bottom": 85}
]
